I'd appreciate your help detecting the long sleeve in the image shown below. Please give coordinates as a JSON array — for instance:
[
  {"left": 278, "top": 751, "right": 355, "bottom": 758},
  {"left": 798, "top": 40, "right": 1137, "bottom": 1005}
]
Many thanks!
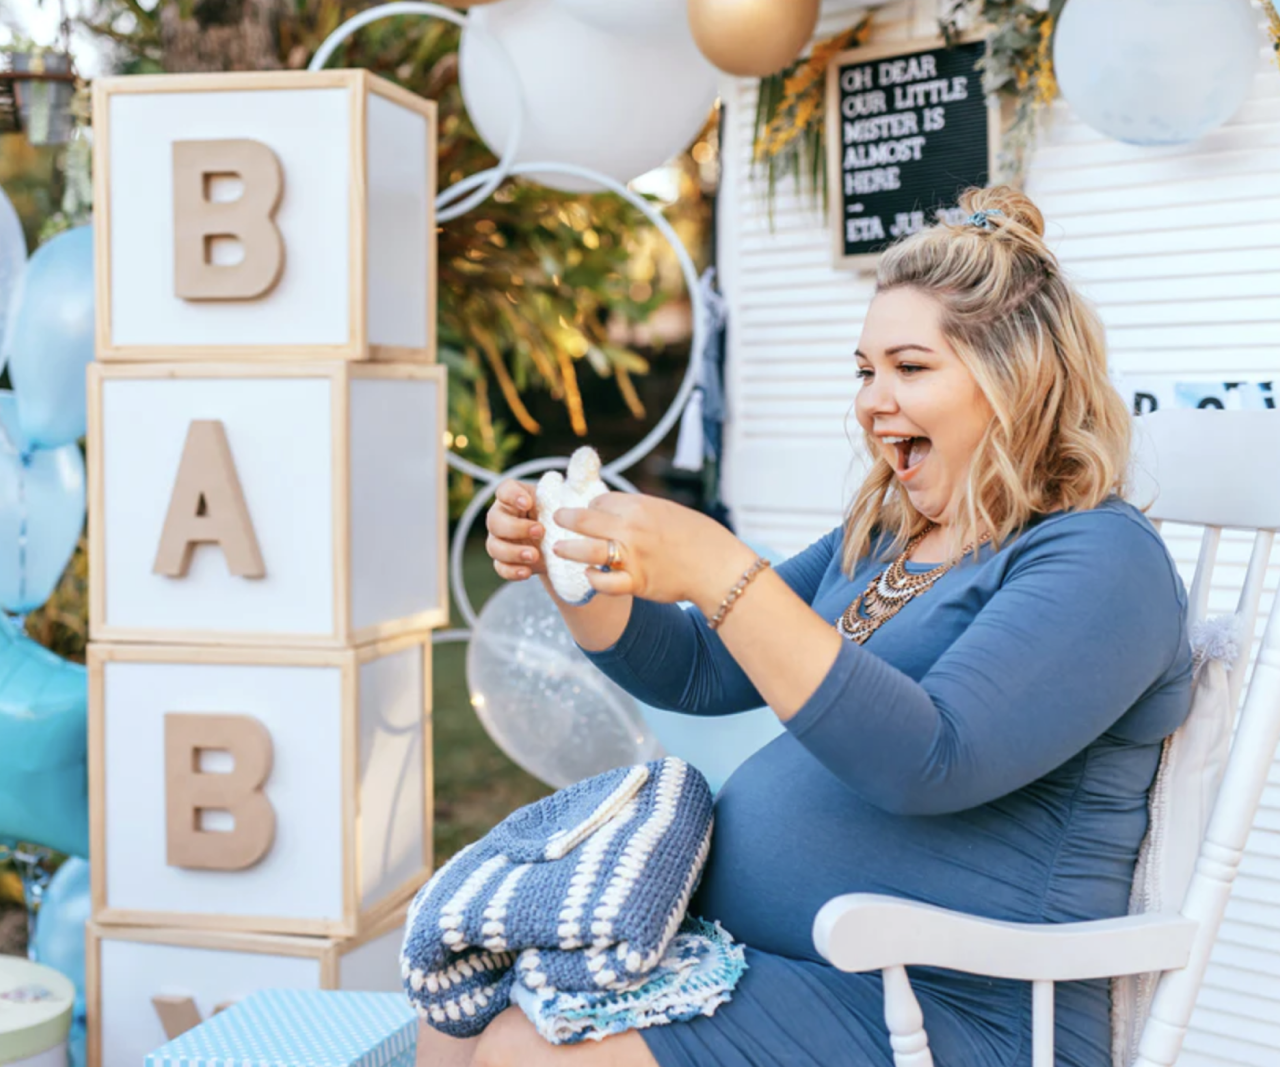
[
  {"left": 581, "top": 526, "right": 843, "bottom": 716},
  {"left": 785, "top": 510, "right": 1190, "bottom": 816}
]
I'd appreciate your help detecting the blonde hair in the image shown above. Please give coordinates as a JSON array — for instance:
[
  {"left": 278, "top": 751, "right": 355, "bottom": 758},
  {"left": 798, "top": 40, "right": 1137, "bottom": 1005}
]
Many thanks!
[{"left": 842, "top": 185, "right": 1133, "bottom": 573}]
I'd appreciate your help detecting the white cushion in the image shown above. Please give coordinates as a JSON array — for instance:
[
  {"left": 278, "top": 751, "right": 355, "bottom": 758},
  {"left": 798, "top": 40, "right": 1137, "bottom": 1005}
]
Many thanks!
[{"left": 1111, "top": 614, "right": 1241, "bottom": 1067}]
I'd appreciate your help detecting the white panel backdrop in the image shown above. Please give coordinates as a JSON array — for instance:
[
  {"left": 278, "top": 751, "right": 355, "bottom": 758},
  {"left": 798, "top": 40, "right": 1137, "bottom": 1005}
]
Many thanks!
[
  {"left": 101, "top": 376, "right": 335, "bottom": 635},
  {"left": 717, "top": 1, "right": 1280, "bottom": 1063},
  {"left": 366, "top": 92, "right": 430, "bottom": 348},
  {"left": 107, "top": 88, "right": 352, "bottom": 348},
  {"left": 98, "top": 938, "right": 321, "bottom": 1067},
  {"left": 102, "top": 660, "right": 347, "bottom": 923}
]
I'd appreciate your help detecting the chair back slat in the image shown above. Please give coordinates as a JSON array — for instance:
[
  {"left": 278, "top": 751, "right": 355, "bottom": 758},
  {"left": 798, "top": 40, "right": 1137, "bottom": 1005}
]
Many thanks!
[
  {"left": 1229, "top": 530, "right": 1274, "bottom": 712},
  {"left": 1127, "top": 412, "right": 1280, "bottom": 1067},
  {"left": 1186, "top": 526, "right": 1221, "bottom": 628}
]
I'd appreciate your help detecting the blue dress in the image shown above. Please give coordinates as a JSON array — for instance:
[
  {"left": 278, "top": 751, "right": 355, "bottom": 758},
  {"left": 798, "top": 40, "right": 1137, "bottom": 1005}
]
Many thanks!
[{"left": 581, "top": 498, "right": 1194, "bottom": 1067}]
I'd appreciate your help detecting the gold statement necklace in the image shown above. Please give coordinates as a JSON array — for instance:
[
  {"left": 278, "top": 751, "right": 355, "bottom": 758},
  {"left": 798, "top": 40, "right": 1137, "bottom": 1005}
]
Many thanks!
[{"left": 838, "top": 524, "right": 992, "bottom": 645}]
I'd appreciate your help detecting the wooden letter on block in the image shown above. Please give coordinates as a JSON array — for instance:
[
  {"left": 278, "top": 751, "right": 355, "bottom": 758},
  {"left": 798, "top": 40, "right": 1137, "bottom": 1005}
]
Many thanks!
[
  {"left": 151, "top": 996, "right": 233, "bottom": 1040},
  {"left": 173, "top": 138, "right": 285, "bottom": 301},
  {"left": 165, "top": 712, "right": 276, "bottom": 871},
  {"left": 153, "top": 419, "right": 266, "bottom": 580}
]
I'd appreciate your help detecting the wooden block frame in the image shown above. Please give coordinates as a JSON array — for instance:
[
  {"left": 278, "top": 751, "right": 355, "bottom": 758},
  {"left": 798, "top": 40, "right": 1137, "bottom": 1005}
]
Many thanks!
[
  {"left": 824, "top": 33, "right": 1002, "bottom": 272},
  {"left": 91, "top": 70, "right": 437, "bottom": 362},
  {"left": 86, "top": 903, "right": 411, "bottom": 1067},
  {"left": 87, "top": 635, "right": 433, "bottom": 938},
  {"left": 86, "top": 361, "right": 449, "bottom": 649}
]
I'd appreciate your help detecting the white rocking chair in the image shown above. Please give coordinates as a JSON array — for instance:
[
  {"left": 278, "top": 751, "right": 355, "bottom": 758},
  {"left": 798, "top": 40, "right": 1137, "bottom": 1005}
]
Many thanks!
[{"left": 813, "top": 410, "right": 1280, "bottom": 1067}]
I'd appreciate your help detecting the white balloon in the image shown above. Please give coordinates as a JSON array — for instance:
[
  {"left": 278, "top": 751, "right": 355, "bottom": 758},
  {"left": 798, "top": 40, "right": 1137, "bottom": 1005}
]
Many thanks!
[
  {"left": 1053, "top": 0, "right": 1259, "bottom": 146},
  {"left": 550, "top": 0, "right": 687, "bottom": 40},
  {"left": 460, "top": 0, "right": 718, "bottom": 193},
  {"left": 467, "top": 579, "right": 664, "bottom": 789}
]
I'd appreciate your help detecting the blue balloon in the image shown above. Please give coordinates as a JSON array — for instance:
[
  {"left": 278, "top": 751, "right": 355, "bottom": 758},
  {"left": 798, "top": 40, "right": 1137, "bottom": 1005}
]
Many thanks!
[
  {"left": 4, "top": 224, "right": 95, "bottom": 448},
  {"left": 0, "top": 390, "right": 86, "bottom": 613},
  {"left": 32, "top": 854, "right": 90, "bottom": 1067},
  {"left": 638, "top": 539, "right": 788, "bottom": 794},
  {"left": 0, "top": 610, "right": 88, "bottom": 856},
  {"left": 32, "top": 856, "right": 90, "bottom": 1014},
  {"left": 0, "top": 187, "right": 28, "bottom": 362}
]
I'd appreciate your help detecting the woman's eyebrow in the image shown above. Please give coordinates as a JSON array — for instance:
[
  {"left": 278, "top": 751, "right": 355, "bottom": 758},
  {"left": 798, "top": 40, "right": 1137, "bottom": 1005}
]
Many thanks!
[{"left": 854, "top": 344, "right": 935, "bottom": 359}]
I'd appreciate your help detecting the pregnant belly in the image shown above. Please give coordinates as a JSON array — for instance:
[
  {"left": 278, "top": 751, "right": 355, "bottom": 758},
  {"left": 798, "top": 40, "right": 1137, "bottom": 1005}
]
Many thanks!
[{"left": 689, "top": 733, "right": 1077, "bottom": 963}]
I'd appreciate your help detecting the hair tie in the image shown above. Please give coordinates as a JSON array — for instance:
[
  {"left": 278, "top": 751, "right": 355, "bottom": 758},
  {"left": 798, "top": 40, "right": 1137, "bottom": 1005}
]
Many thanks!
[{"left": 966, "top": 209, "right": 1004, "bottom": 230}]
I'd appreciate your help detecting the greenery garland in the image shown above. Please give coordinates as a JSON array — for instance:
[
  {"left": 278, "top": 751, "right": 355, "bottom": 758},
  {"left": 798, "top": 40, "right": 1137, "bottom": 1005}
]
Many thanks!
[{"left": 752, "top": 14, "right": 873, "bottom": 213}]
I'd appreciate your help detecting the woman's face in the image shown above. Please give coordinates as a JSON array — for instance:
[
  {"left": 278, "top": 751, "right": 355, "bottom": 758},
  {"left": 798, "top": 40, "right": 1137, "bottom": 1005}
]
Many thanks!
[{"left": 854, "top": 287, "right": 993, "bottom": 526}]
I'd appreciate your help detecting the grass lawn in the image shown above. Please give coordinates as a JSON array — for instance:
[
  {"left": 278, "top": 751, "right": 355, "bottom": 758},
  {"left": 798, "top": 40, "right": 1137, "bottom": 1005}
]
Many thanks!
[{"left": 432, "top": 533, "right": 554, "bottom": 864}]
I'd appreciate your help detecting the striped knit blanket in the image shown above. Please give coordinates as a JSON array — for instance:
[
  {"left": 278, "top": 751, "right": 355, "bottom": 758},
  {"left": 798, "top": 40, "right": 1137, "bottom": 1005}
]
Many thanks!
[{"left": 400, "top": 757, "right": 715, "bottom": 1038}]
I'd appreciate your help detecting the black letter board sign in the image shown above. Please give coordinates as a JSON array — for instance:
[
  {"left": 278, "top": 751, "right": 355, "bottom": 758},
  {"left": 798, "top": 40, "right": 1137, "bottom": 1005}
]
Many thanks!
[{"left": 825, "top": 36, "right": 999, "bottom": 269}]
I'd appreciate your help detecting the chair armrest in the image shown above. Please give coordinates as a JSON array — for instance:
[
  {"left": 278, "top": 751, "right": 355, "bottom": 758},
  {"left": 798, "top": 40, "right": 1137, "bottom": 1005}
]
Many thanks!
[{"left": 813, "top": 893, "right": 1197, "bottom": 982}]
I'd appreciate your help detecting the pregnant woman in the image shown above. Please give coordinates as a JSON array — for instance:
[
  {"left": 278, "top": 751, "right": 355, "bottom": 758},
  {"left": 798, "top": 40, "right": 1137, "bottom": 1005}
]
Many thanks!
[{"left": 419, "top": 187, "right": 1194, "bottom": 1067}]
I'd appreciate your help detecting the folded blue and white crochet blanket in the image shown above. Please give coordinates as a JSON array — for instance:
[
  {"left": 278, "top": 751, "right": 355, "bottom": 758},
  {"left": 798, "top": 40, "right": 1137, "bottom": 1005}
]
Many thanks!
[
  {"left": 512, "top": 914, "right": 747, "bottom": 1045},
  {"left": 400, "top": 757, "right": 715, "bottom": 1038}
]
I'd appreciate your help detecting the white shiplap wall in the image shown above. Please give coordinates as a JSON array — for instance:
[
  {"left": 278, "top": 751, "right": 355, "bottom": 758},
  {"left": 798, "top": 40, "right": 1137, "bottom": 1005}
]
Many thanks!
[{"left": 716, "top": 2, "right": 1280, "bottom": 1064}]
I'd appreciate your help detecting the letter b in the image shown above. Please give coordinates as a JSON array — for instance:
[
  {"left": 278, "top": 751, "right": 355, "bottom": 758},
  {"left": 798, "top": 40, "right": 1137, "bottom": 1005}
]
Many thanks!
[
  {"left": 173, "top": 138, "right": 285, "bottom": 301},
  {"left": 165, "top": 713, "right": 276, "bottom": 871}
]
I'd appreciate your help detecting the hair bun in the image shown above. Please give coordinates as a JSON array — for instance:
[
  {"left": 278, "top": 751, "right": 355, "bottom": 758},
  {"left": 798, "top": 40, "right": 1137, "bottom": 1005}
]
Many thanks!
[{"left": 960, "top": 185, "right": 1045, "bottom": 239}]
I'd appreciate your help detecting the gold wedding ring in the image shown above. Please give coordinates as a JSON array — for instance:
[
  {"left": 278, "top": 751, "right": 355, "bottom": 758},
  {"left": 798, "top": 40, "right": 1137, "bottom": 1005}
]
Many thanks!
[{"left": 605, "top": 539, "right": 624, "bottom": 571}]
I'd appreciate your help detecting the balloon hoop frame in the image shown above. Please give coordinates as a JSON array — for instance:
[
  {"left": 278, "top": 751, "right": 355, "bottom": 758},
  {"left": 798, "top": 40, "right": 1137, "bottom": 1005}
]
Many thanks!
[{"left": 311, "top": 7, "right": 708, "bottom": 655}]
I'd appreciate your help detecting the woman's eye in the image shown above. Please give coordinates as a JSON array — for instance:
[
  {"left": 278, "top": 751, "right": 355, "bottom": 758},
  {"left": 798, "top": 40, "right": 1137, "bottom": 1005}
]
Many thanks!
[
  {"left": 855, "top": 368, "right": 873, "bottom": 381},
  {"left": 899, "top": 364, "right": 925, "bottom": 375}
]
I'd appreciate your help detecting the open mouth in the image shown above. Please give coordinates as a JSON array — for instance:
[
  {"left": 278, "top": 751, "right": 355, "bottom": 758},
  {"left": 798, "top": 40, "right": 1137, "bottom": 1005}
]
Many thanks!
[{"left": 887, "top": 436, "right": 932, "bottom": 481}]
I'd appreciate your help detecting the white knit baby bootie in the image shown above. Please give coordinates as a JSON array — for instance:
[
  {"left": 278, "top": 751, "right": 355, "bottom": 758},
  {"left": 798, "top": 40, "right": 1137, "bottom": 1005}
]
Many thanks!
[{"left": 536, "top": 447, "right": 610, "bottom": 605}]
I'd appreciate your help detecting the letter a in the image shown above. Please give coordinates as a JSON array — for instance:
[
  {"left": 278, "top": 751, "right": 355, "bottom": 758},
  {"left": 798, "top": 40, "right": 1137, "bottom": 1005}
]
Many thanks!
[
  {"left": 153, "top": 419, "right": 266, "bottom": 579},
  {"left": 173, "top": 138, "right": 285, "bottom": 301},
  {"left": 165, "top": 713, "right": 276, "bottom": 871},
  {"left": 152, "top": 996, "right": 235, "bottom": 1040}
]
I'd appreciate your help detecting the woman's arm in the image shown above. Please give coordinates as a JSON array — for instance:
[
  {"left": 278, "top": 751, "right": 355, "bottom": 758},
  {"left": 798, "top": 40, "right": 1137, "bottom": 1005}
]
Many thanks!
[
  {"left": 579, "top": 523, "right": 845, "bottom": 716},
  {"left": 711, "top": 510, "right": 1191, "bottom": 815}
]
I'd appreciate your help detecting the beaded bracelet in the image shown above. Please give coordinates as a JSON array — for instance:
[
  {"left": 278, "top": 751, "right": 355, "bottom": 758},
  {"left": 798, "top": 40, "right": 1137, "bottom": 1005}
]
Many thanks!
[{"left": 707, "top": 558, "right": 771, "bottom": 631}]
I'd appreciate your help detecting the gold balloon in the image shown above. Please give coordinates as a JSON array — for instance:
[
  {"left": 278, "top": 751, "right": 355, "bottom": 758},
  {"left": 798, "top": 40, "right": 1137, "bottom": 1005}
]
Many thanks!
[{"left": 687, "top": 0, "right": 821, "bottom": 79}]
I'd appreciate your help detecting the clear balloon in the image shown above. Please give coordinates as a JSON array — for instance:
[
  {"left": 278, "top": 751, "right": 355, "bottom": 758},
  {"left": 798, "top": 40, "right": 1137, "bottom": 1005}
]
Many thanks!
[
  {"left": 467, "top": 579, "right": 664, "bottom": 788},
  {"left": 1053, "top": 0, "right": 1259, "bottom": 146},
  {"left": 0, "top": 610, "right": 89, "bottom": 856},
  {"left": 550, "top": 0, "right": 686, "bottom": 40},
  {"left": 4, "top": 224, "right": 95, "bottom": 449},
  {"left": 0, "top": 391, "right": 86, "bottom": 613},
  {"left": 460, "top": 0, "right": 717, "bottom": 193},
  {"left": 0, "top": 186, "right": 28, "bottom": 365}
]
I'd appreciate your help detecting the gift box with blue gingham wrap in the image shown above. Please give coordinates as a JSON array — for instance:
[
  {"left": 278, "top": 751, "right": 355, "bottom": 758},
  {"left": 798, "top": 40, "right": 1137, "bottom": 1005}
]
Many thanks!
[{"left": 144, "top": 989, "right": 417, "bottom": 1067}]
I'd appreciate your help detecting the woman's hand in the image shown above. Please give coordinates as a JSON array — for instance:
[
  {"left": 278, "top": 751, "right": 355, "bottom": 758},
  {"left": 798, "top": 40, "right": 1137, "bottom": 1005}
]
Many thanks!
[
  {"left": 485, "top": 479, "right": 546, "bottom": 582},
  {"left": 553, "top": 492, "right": 757, "bottom": 611}
]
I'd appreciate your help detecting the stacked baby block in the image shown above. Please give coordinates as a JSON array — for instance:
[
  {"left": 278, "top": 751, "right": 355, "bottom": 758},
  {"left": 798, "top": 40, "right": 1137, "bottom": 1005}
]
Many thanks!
[{"left": 83, "top": 71, "right": 443, "bottom": 1067}]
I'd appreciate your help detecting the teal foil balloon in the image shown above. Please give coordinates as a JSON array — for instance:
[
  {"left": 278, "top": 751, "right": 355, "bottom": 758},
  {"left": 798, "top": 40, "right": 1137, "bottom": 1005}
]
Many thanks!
[
  {"left": 0, "top": 186, "right": 28, "bottom": 364},
  {"left": 0, "top": 611, "right": 89, "bottom": 856},
  {"left": 0, "top": 390, "right": 86, "bottom": 613},
  {"left": 4, "top": 224, "right": 95, "bottom": 448}
]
